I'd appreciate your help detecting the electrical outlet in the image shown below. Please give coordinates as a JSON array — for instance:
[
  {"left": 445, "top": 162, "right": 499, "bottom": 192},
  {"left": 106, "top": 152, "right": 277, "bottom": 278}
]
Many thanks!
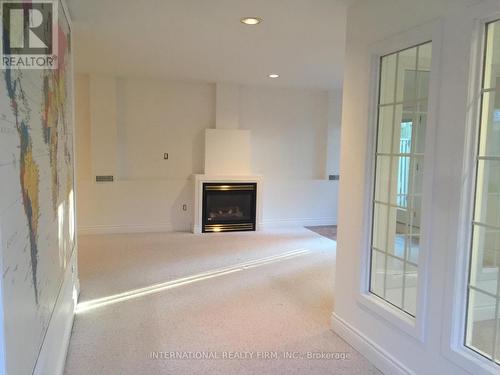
[{"left": 182, "top": 204, "right": 187, "bottom": 211}]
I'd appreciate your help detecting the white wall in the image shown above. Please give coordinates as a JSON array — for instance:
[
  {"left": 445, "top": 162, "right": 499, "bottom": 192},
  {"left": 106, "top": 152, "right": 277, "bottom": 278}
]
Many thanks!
[
  {"left": 75, "top": 75, "right": 340, "bottom": 233},
  {"left": 116, "top": 79, "right": 213, "bottom": 180},
  {"left": 240, "top": 85, "right": 339, "bottom": 226},
  {"left": 333, "top": 1, "right": 500, "bottom": 375},
  {"left": 76, "top": 75, "right": 212, "bottom": 232},
  {"left": 240, "top": 86, "right": 328, "bottom": 179}
]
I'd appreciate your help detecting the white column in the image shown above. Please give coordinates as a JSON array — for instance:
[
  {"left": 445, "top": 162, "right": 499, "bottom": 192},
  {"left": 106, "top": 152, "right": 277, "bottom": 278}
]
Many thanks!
[
  {"left": 89, "top": 75, "right": 118, "bottom": 179},
  {"left": 326, "top": 88, "right": 343, "bottom": 179},
  {"left": 215, "top": 83, "right": 240, "bottom": 129}
]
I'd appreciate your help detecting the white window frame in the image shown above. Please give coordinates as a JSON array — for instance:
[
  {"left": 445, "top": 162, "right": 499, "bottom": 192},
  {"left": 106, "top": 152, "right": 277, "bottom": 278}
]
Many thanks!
[
  {"left": 358, "top": 20, "right": 442, "bottom": 342},
  {"left": 441, "top": 9, "right": 500, "bottom": 375}
]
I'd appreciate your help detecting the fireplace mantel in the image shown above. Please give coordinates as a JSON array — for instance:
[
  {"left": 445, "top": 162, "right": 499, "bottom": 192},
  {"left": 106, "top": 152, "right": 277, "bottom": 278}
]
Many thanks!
[{"left": 191, "top": 174, "right": 263, "bottom": 234}]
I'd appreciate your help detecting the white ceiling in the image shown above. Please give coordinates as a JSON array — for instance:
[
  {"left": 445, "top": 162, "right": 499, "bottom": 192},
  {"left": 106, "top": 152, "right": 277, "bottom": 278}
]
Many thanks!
[{"left": 67, "top": 0, "right": 347, "bottom": 89}]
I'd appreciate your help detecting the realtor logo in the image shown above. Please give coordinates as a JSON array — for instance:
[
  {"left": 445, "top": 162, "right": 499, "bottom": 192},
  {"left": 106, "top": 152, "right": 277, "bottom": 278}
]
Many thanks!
[{"left": 1, "top": 0, "right": 58, "bottom": 69}]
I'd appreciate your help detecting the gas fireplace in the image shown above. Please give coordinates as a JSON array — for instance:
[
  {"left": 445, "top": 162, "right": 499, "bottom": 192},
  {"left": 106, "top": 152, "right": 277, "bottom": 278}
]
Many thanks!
[{"left": 202, "top": 183, "right": 257, "bottom": 233}]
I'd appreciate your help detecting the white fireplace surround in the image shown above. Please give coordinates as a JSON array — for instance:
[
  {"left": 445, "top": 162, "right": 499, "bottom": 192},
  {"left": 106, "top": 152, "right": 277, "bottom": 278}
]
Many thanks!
[{"left": 192, "top": 174, "right": 263, "bottom": 234}]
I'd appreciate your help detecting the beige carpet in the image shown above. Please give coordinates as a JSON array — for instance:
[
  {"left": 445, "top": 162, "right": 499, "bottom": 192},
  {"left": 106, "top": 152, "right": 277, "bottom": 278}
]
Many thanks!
[{"left": 64, "top": 228, "right": 381, "bottom": 375}]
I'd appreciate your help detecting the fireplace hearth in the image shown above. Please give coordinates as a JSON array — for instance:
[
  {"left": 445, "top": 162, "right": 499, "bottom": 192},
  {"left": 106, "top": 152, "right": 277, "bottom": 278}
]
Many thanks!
[{"left": 202, "top": 183, "right": 257, "bottom": 233}]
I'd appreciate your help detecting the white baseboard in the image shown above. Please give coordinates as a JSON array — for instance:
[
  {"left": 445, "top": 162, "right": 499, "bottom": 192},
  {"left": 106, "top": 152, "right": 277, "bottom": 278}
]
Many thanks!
[
  {"left": 331, "top": 312, "right": 414, "bottom": 375},
  {"left": 78, "top": 223, "right": 173, "bottom": 235},
  {"left": 262, "top": 217, "right": 337, "bottom": 229},
  {"left": 33, "top": 249, "right": 78, "bottom": 375}
]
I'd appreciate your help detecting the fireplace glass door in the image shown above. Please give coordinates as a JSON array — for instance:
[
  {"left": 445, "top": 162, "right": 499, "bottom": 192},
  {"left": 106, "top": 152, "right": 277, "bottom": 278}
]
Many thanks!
[{"left": 202, "top": 183, "right": 257, "bottom": 233}]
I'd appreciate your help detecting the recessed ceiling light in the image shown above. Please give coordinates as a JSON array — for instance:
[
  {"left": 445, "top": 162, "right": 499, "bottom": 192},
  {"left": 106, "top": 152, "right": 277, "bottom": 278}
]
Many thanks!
[
  {"left": 268, "top": 74, "right": 279, "bottom": 78},
  {"left": 240, "top": 17, "right": 262, "bottom": 25}
]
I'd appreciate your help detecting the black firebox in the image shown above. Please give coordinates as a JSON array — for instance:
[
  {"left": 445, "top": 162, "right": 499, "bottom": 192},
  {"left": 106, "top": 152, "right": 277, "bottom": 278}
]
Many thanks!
[{"left": 202, "top": 183, "right": 257, "bottom": 233}]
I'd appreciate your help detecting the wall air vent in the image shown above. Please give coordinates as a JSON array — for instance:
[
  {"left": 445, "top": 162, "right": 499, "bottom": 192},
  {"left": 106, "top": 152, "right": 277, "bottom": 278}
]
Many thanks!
[{"left": 95, "top": 175, "right": 114, "bottom": 183}]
